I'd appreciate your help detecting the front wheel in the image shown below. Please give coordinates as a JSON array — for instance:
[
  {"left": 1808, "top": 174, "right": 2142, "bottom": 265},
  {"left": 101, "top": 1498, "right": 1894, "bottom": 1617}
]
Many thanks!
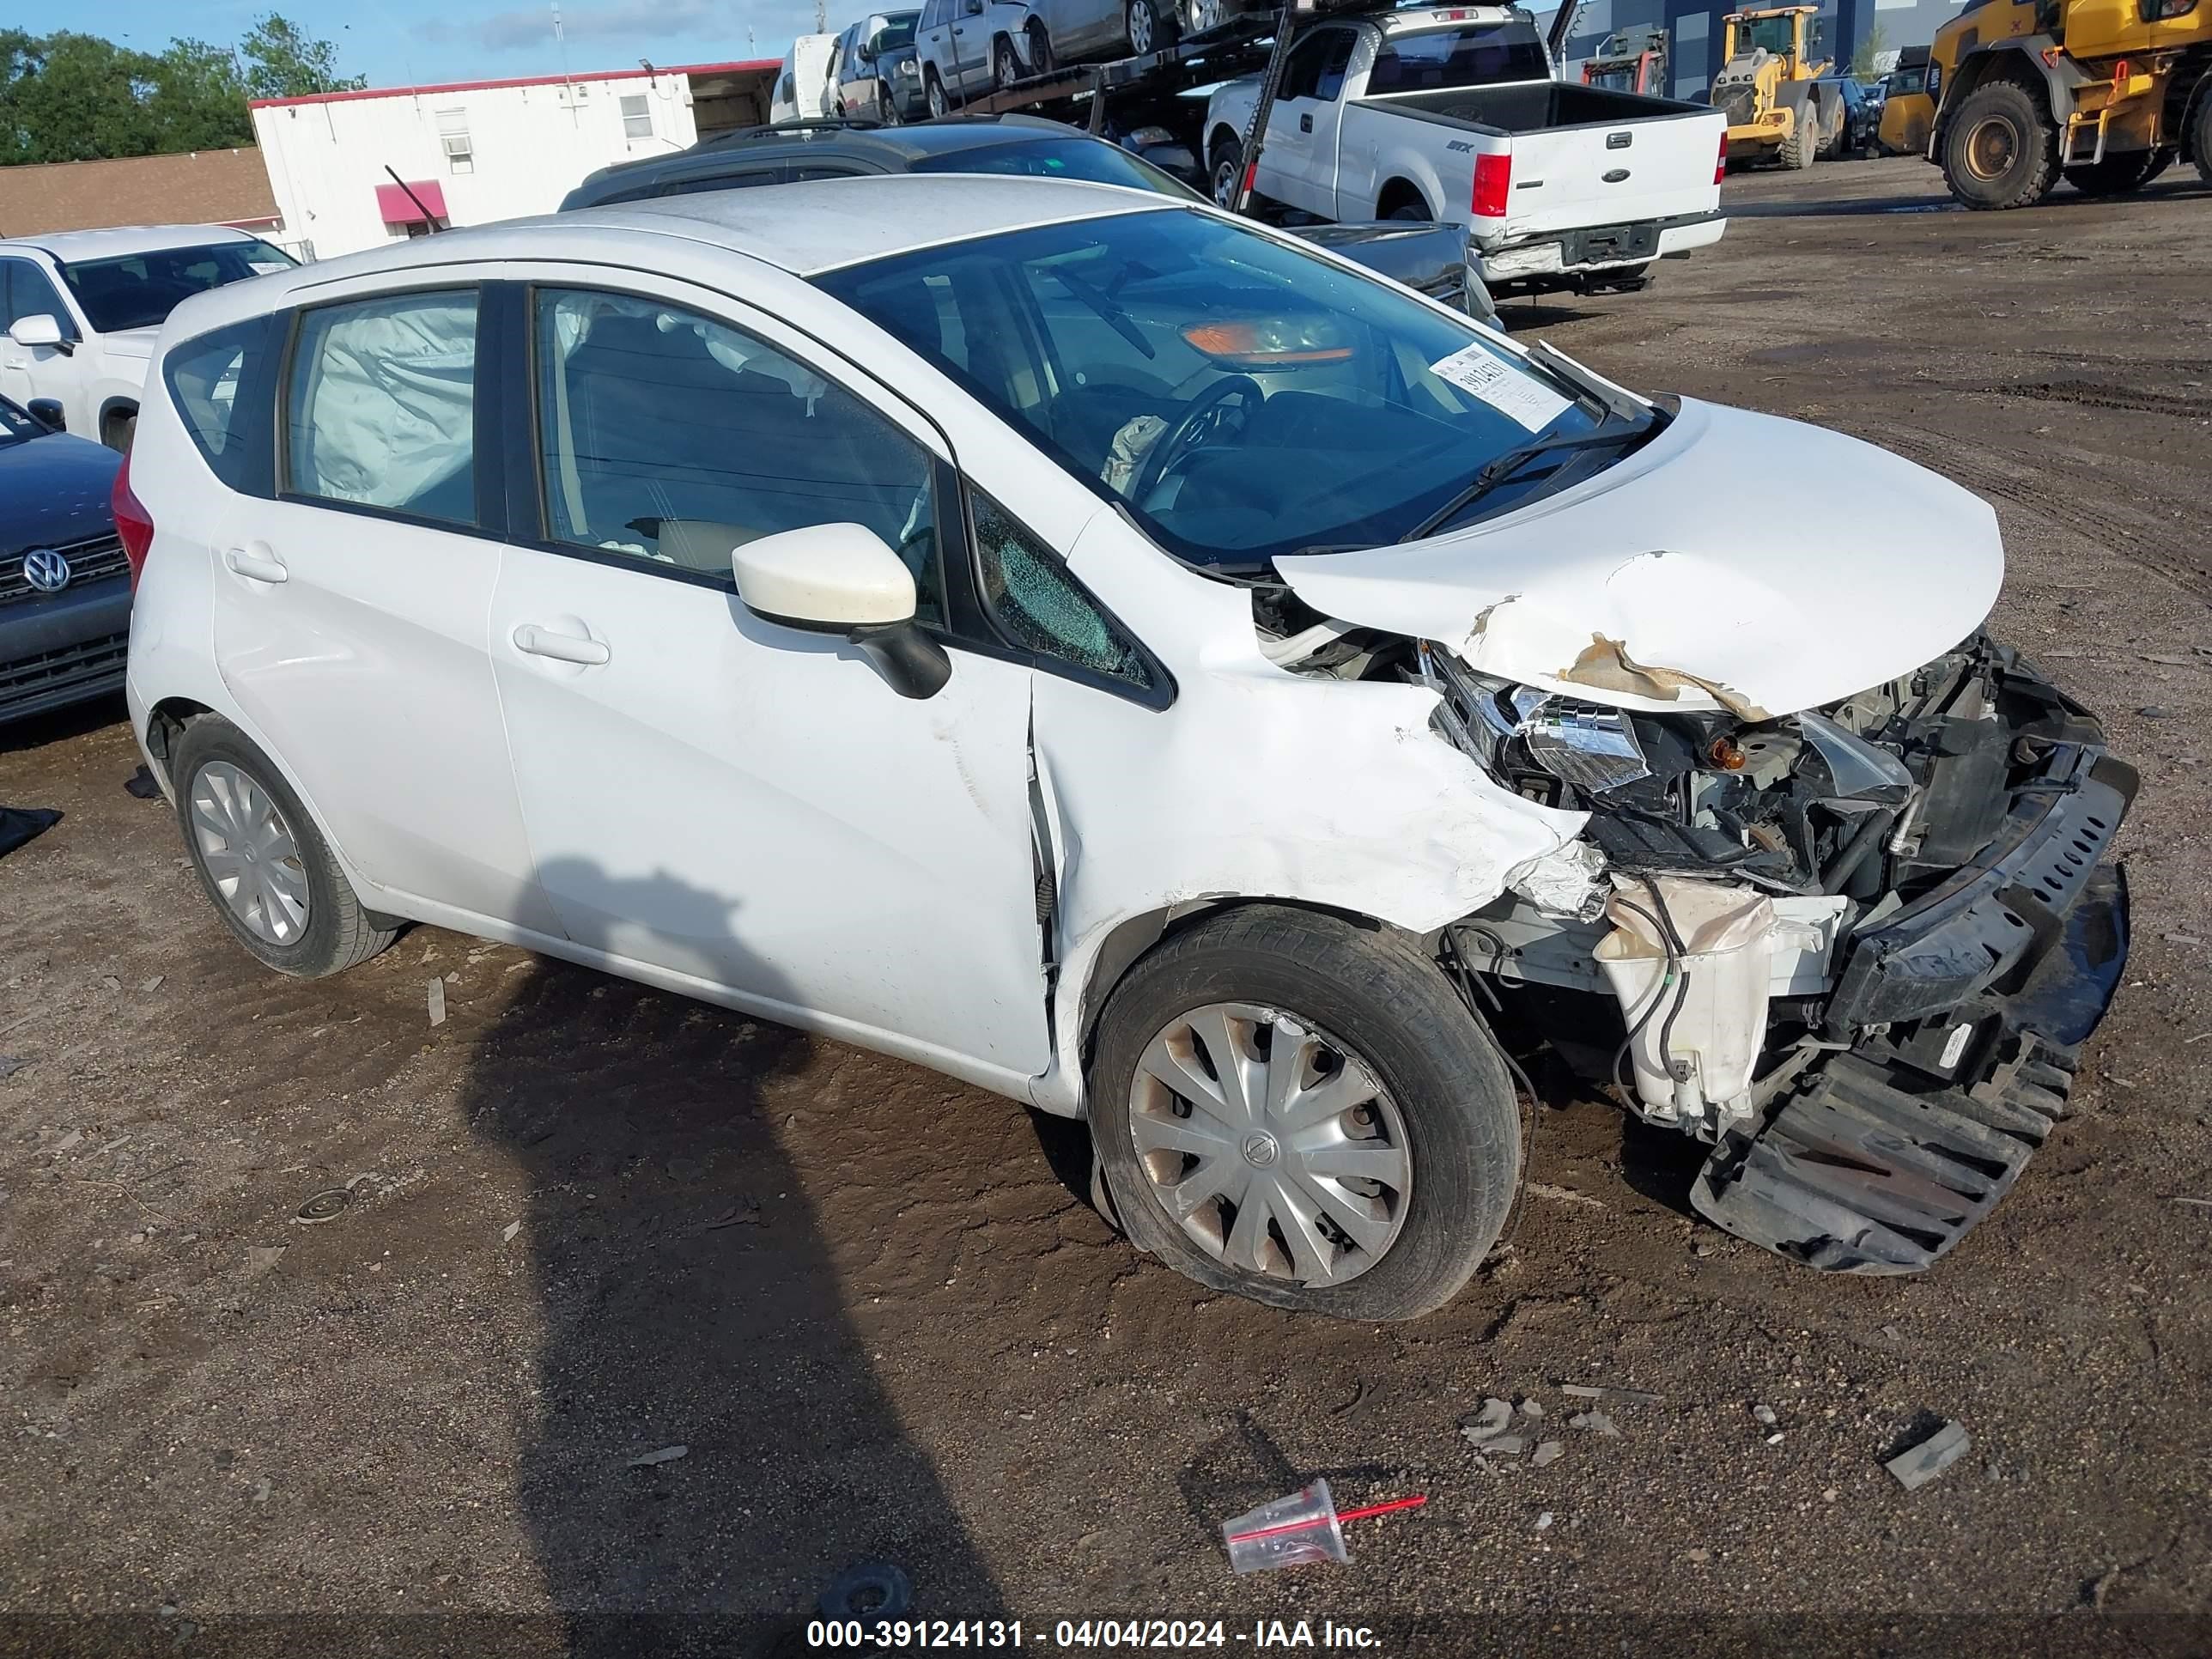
[
  {"left": 1942, "top": 79, "right": 2060, "bottom": 209},
  {"left": 877, "top": 83, "right": 902, "bottom": 125},
  {"left": 2194, "top": 92, "right": 2212, "bottom": 186},
  {"left": 993, "top": 36, "right": 1019, "bottom": 89},
  {"left": 1127, "top": 0, "right": 1174, "bottom": 56},
  {"left": 1090, "top": 906, "right": 1521, "bottom": 1321},
  {"left": 171, "top": 716, "right": 397, "bottom": 978},
  {"left": 1778, "top": 107, "right": 1817, "bottom": 169},
  {"left": 1210, "top": 133, "right": 1243, "bottom": 208},
  {"left": 1184, "top": 0, "right": 1226, "bottom": 33},
  {"left": 925, "top": 68, "right": 949, "bottom": 118}
]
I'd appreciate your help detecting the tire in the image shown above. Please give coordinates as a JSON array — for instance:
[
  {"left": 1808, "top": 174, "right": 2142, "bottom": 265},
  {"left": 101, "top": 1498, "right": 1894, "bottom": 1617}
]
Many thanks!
[
  {"left": 1211, "top": 133, "right": 1243, "bottom": 208},
  {"left": 1025, "top": 21, "right": 1054, "bottom": 76},
  {"left": 104, "top": 410, "right": 136, "bottom": 454},
  {"left": 1387, "top": 200, "right": 1431, "bottom": 222},
  {"left": 1942, "top": 79, "right": 2060, "bottom": 209},
  {"left": 1089, "top": 905, "right": 1521, "bottom": 1321},
  {"left": 876, "top": 83, "right": 902, "bottom": 125},
  {"left": 1127, "top": 0, "right": 1174, "bottom": 56},
  {"left": 2063, "top": 148, "right": 2164, "bottom": 196},
  {"left": 925, "top": 67, "right": 949, "bottom": 118},
  {"left": 1184, "top": 0, "right": 1226, "bottom": 33},
  {"left": 993, "top": 36, "right": 1019, "bottom": 89},
  {"left": 2195, "top": 90, "right": 2212, "bottom": 186},
  {"left": 172, "top": 716, "right": 397, "bottom": 979},
  {"left": 1778, "top": 106, "right": 1817, "bottom": 169}
]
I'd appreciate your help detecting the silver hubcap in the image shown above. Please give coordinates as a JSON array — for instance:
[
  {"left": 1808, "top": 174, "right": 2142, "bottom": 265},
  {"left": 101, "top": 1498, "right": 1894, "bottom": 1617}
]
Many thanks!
[
  {"left": 1213, "top": 156, "right": 1240, "bottom": 207},
  {"left": 190, "top": 760, "right": 310, "bottom": 945},
  {"left": 1127, "top": 1001, "right": 1411, "bottom": 1287},
  {"left": 1129, "top": 2, "right": 1152, "bottom": 52},
  {"left": 1190, "top": 0, "right": 1223, "bottom": 29}
]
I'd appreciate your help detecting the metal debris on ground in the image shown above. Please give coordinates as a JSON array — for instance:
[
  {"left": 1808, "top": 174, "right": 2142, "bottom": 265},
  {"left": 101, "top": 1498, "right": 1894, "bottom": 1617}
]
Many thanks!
[
  {"left": 1532, "top": 1441, "right": 1564, "bottom": 1468},
  {"left": 1461, "top": 1397, "right": 1514, "bottom": 1439},
  {"left": 1566, "top": 1411, "right": 1620, "bottom": 1437},
  {"left": 427, "top": 979, "right": 447, "bottom": 1027},
  {"left": 293, "top": 1188, "right": 352, "bottom": 1224},
  {"left": 2171, "top": 1197, "right": 2212, "bottom": 1210},
  {"left": 626, "top": 1444, "right": 689, "bottom": 1468},
  {"left": 0, "top": 1056, "right": 27, "bottom": 1081},
  {"left": 48, "top": 1128, "right": 83, "bottom": 1153},
  {"left": 1886, "top": 1419, "right": 1971, "bottom": 1490},
  {"left": 1561, "top": 1382, "right": 1663, "bottom": 1405},
  {"left": 1517, "top": 1396, "right": 1544, "bottom": 1419},
  {"left": 501, "top": 1221, "right": 522, "bottom": 1243},
  {"left": 141, "top": 975, "right": 165, "bottom": 994},
  {"left": 244, "top": 1246, "right": 287, "bottom": 1278},
  {"left": 1752, "top": 1404, "right": 1778, "bottom": 1426}
]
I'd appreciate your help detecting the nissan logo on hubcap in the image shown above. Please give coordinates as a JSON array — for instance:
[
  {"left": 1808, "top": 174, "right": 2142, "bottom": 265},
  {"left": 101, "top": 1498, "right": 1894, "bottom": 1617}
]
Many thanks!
[
  {"left": 21, "top": 547, "right": 70, "bottom": 593},
  {"left": 1241, "top": 1133, "right": 1279, "bottom": 1168}
]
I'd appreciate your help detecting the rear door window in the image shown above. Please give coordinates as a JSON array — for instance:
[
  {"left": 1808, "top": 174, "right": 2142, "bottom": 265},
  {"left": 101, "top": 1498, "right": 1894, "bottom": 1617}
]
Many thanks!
[{"left": 284, "top": 289, "right": 478, "bottom": 526}]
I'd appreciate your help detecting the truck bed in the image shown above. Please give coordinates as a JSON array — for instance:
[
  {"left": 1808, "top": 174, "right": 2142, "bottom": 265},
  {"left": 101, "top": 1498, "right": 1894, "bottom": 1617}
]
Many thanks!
[{"left": 1370, "top": 82, "right": 1715, "bottom": 135}]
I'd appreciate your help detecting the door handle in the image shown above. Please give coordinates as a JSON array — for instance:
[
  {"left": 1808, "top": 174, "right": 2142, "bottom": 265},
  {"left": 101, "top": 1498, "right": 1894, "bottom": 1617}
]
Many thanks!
[
  {"left": 1300, "top": 112, "right": 1313, "bottom": 132},
  {"left": 512, "top": 623, "right": 611, "bottom": 665},
  {"left": 224, "top": 545, "right": 289, "bottom": 584}
]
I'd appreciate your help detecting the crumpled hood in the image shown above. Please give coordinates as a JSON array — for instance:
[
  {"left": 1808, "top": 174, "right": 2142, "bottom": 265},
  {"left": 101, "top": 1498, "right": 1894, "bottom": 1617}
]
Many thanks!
[{"left": 1273, "top": 398, "right": 2004, "bottom": 720}]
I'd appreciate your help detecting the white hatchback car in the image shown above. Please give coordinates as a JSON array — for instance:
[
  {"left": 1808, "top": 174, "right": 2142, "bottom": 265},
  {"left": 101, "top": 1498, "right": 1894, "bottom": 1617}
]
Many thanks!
[{"left": 121, "top": 179, "right": 2131, "bottom": 1319}]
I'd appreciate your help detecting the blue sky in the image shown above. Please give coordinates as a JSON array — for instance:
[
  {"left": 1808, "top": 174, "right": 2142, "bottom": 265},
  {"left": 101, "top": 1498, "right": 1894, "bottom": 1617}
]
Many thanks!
[{"left": 77, "top": 0, "right": 817, "bottom": 88}]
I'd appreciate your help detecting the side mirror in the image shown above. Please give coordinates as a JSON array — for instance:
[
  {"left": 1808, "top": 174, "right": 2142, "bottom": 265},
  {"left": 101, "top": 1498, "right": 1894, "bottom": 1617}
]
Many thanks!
[
  {"left": 9, "top": 313, "right": 69, "bottom": 353},
  {"left": 732, "top": 522, "right": 951, "bottom": 700},
  {"left": 25, "top": 398, "right": 63, "bottom": 430}
]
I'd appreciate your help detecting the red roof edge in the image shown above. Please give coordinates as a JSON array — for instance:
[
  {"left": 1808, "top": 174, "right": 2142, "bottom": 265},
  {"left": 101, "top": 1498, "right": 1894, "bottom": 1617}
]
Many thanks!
[{"left": 249, "top": 59, "right": 778, "bottom": 110}]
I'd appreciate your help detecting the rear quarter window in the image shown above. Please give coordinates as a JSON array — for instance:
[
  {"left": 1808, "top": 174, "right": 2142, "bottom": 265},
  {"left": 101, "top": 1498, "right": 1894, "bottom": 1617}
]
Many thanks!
[{"left": 162, "top": 314, "right": 278, "bottom": 495}]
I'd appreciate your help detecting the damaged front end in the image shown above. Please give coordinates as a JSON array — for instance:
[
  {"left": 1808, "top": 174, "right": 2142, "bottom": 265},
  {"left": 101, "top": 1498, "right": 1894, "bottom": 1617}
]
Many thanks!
[{"left": 1412, "top": 631, "right": 2137, "bottom": 1274}]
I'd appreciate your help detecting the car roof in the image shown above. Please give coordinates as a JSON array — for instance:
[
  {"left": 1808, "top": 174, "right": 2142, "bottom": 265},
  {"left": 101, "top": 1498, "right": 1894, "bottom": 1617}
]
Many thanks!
[
  {"left": 278, "top": 175, "right": 1180, "bottom": 292},
  {"left": 567, "top": 114, "right": 1093, "bottom": 206},
  {"left": 0, "top": 224, "right": 258, "bottom": 262}
]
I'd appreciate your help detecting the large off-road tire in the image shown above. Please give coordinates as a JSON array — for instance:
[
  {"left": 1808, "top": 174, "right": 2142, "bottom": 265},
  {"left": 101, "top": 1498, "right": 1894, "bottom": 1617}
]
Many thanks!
[
  {"left": 1090, "top": 905, "right": 1521, "bottom": 1321},
  {"left": 1942, "top": 79, "right": 2061, "bottom": 209},
  {"left": 1778, "top": 106, "right": 1818, "bottom": 169},
  {"left": 2192, "top": 89, "right": 2212, "bottom": 186},
  {"left": 172, "top": 715, "right": 398, "bottom": 979},
  {"left": 2063, "top": 147, "right": 2165, "bottom": 196}
]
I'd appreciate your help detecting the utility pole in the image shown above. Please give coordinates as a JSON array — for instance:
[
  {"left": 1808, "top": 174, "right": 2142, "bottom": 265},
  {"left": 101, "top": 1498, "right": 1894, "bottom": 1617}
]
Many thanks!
[
  {"left": 814, "top": 0, "right": 828, "bottom": 30},
  {"left": 553, "top": 0, "right": 579, "bottom": 123}
]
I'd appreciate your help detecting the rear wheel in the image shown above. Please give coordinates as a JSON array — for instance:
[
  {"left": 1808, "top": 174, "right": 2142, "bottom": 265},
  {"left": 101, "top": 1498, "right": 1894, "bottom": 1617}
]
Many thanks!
[
  {"left": 172, "top": 716, "right": 397, "bottom": 979},
  {"left": 1025, "top": 19, "right": 1054, "bottom": 75},
  {"left": 2192, "top": 89, "right": 2212, "bottom": 186},
  {"left": 103, "top": 409, "right": 136, "bottom": 453},
  {"left": 1185, "top": 0, "right": 1226, "bottom": 33},
  {"left": 2063, "top": 147, "right": 2164, "bottom": 196},
  {"left": 1942, "top": 79, "right": 2060, "bottom": 209},
  {"left": 877, "top": 82, "right": 902, "bottom": 125},
  {"left": 1089, "top": 906, "right": 1521, "bottom": 1321},
  {"left": 1127, "top": 0, "right": 1176, "bottom": 55}
]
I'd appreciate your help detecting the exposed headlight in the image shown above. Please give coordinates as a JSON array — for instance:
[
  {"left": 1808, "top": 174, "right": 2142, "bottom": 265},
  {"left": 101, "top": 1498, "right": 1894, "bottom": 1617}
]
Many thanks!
[
  {"left": 897, "top": 58, "right": 919, "bottom": 75},
  {"left": 1522, "top": 697, "right": 1651, "bottom": 794}
]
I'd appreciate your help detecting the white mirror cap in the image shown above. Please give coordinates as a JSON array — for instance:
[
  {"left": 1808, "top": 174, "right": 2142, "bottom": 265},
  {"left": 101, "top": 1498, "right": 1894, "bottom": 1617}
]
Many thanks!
[
  {"left": 9, "top": 313, "right": 62, "bottom": 346},
  {"left": 732, "top": 522, "right": 917, "bottom": 630}
]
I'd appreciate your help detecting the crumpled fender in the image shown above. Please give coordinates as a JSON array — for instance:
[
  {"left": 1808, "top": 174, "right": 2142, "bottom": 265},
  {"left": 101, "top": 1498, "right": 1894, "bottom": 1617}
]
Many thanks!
[{"left": 1024, "top": 508, "right": 1585, "bottom": 1116}]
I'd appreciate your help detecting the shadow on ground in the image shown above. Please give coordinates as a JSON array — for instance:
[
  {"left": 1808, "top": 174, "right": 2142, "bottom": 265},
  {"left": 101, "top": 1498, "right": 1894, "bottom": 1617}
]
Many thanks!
[{"left": 461, "top": 858, "right": 1003, "bottom": 1655}]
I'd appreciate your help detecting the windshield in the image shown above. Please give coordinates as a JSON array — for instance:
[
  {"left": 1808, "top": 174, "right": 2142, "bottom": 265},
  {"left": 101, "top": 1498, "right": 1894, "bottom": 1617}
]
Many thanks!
[
  {"left": 1889, "top": 65, "right": 1926, "bottom": 93},
  {"left": 1730, "top": 14, "right": 1800, "bottom": 56},
  {"left": 1366, "top": 22, "right": 1549, "bottom": 94},
  {"left": 874, "top": 16, "right": 916, "bottom": 49},
  {"left": 817, "top": 209, "right": 1602, "bottom": 569},
  {"left": 910, "top": 137, "right": 1203, "bottom": 200},
  {"left": 59, "top": 240, "right": 295, "bottom": 335}
]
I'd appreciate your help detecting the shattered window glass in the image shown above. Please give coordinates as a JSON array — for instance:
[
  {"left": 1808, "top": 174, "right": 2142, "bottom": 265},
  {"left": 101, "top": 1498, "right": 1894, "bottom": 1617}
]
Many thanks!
[{"left": 971, "top": 495, "right": 1152, "bottom": 690}]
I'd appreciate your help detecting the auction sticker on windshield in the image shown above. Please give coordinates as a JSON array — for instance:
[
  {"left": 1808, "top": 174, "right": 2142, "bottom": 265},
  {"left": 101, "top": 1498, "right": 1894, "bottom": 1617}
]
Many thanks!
[{"left": 1427, "top": 344, "right": 1573, "bottom": 431}]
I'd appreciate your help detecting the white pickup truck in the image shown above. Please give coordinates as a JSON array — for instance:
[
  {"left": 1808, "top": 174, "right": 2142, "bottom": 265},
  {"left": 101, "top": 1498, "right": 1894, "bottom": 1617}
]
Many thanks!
[{"left": 1205, "top": 6, "right": 1729, "bottom": 293}]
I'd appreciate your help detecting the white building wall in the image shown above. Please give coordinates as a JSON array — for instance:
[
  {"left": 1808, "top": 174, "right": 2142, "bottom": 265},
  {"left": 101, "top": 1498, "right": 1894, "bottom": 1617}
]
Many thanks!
[{"left": 251, "top": 71, "right": 702, "bottom": 260}]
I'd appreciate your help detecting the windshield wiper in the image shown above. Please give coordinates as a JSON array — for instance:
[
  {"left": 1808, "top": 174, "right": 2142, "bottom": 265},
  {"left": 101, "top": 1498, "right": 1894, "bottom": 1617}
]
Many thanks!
[
  {"left": 1399, "top": 413, "right": 1657, "bottom": 544},
  {"left": 1524, "top": 339, "right": 1649, "bottom": 424}
]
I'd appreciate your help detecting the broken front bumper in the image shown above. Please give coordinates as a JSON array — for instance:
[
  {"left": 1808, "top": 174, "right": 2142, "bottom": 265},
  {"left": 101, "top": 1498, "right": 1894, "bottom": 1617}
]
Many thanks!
[{"left": 1690, "top": 744, "right": 2137, "bottom": 1274}]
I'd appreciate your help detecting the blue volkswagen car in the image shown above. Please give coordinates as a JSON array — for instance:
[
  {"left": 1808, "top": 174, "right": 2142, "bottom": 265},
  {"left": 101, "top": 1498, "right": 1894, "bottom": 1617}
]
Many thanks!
[{"left": 0, "top": 396, "right": 127, "bottom": 723}]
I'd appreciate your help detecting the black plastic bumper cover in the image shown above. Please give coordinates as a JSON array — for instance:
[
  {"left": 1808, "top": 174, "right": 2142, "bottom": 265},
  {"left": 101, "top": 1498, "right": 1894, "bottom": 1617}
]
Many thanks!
[{"left": 1692, "top": 853, "right": 2130, "bottom": 1274}]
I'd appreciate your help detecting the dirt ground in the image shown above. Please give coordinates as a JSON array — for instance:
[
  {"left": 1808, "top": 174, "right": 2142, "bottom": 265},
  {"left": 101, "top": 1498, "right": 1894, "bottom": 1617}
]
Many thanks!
[{"left": 3, "top": 155, "right": 2210, "bottom": 1658}]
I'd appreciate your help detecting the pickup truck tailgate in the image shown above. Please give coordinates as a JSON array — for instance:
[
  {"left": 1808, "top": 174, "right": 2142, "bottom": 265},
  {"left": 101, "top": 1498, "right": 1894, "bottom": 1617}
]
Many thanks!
[{"left": 1370, "top": 83, "right": 1724, "bottom": 237}]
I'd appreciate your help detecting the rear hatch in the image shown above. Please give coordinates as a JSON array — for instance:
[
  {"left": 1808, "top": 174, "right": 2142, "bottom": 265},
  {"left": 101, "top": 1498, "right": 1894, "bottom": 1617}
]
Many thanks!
[{"left": 1375, "top": 82, "right": 1725, "bottom": 236}]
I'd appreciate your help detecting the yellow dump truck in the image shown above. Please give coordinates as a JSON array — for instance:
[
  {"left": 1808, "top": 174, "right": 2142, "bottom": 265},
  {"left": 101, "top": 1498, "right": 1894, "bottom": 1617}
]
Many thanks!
[
  {"left": 1711, "top": 5, "right": 1840, "bottom": 167},
  {"left": 1927, "top": 0, "right": 2212, "bottom": 205}
]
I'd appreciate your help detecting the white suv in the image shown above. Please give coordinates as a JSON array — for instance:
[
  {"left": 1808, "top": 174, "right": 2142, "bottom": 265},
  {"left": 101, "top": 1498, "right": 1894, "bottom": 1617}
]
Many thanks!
[
  {"left": 0, "top": 225, "right": 293, "bottom": 451},
  {"left": 122, "top": 179, "right": 2130, "bottom": 1318}
]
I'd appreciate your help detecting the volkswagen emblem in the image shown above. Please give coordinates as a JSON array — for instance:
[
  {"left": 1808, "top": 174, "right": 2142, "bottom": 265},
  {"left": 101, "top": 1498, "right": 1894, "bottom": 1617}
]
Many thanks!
[{"left": 21, "top": 547, "right": 70, "bottom": 594}]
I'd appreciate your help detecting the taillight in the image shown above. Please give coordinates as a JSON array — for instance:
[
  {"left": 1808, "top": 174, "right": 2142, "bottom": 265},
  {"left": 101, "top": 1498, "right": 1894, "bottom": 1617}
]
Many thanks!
[
  {"left": 1472, "top": 150, "right": 1511, "bottom": 218},
  {"left": 112, "top": 451, "right": 155, "bottom": 590},
  {"left": 1714, "top": 130, "right": 1729, "bottom": 183}
]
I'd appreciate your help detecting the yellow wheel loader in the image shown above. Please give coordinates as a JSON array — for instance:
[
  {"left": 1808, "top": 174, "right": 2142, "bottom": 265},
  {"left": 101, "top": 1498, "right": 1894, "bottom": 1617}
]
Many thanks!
[
  {"left": 1927, "top": 0, "right": 2212, "bottom": 207},
  {"left": 1711, "top": 5, "right": 1841, "bottom": 168},
  {"left": 1878, "top": 46, "right": 1936, "bottom": 154}
]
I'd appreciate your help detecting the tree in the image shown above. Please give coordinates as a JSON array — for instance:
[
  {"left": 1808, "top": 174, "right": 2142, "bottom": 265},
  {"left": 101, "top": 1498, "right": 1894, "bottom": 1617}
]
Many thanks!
[
  {"left": 239, "top": 13, "right": 365, "bottom": 100},
  {"left": 149, "top": 39, "right": 254, "bottom": 151},
  {"left": 1850, "top": 21, "right": 1890, "bottom": 82}
]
